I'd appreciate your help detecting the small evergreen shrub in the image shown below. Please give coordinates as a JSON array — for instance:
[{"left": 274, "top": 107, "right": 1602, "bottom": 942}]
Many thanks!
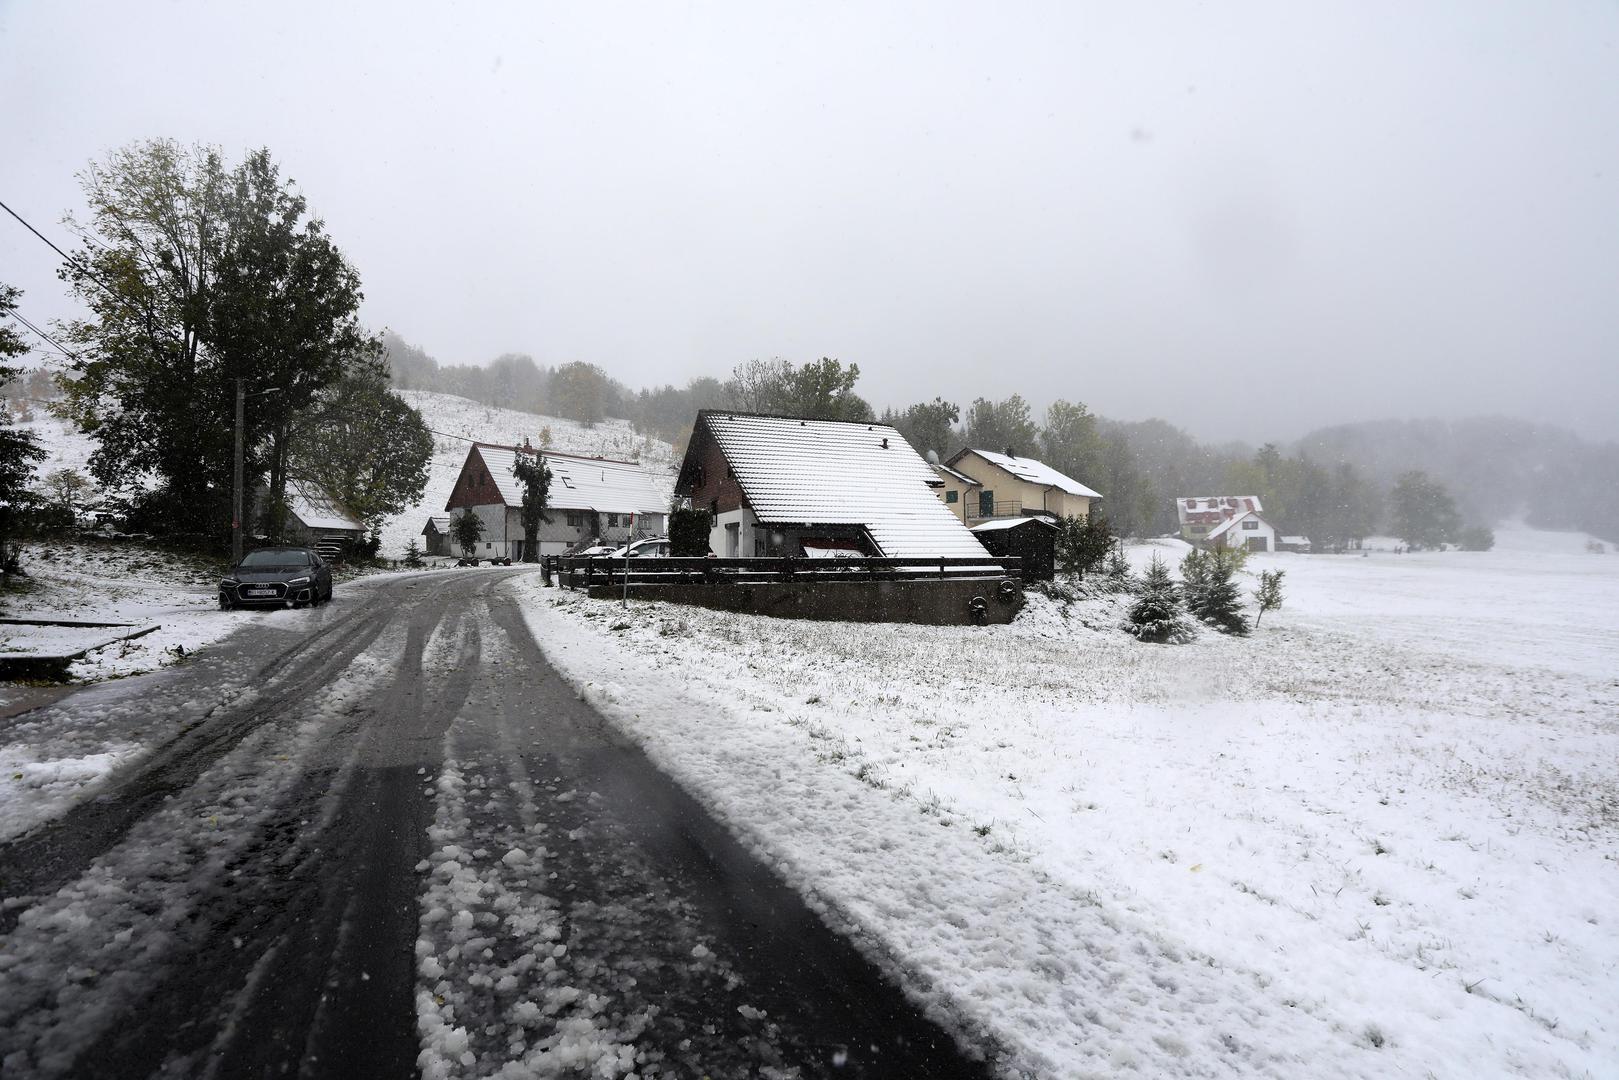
[
  {"left": 1124, "top": 556, "right": 1195, "bottom": 643},
  {"left": 1182, "top": 546, "right": 1250, "bottom": 635}
]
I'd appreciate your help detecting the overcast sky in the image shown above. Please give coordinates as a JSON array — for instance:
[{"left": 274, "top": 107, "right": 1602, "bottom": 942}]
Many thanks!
[{"left": 3, "top": 1, "right": 1616, "bottom": 443}]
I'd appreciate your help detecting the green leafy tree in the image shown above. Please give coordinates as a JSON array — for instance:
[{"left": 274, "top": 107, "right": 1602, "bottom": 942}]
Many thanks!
[
  {"left": 1254, "top": 569, "right": 1285, "bottom": 628},
  {"left": 1040, "top": 400, "right": 1102, "bottom": 488},
  {"left": 511, "top": 452, "right": 552, "bottom": 562},
  {"left": 886, "top": 397, "right": 959, "bottom": 460},
  {"left": 1056, "top": 513, "right": 1114, "bottom": 578},
  {"left": 782, "top": 357, "right": 872, "bottom": 421},
  {"left": 549, "top": 361, "right": 615, "bottom": 426},
  {"left": 1457, "top": 525, "right": 1495, "bottom": 551},
  {"left": 1319, "top": 462, "right": 1378, "bottom": 550},
  {"left": 1124, "top": 556, "right": 1195, "bottom": 643},
  {"left": 58, "top": 140, "right": 376, "bottom": 543},
  {"left": 964, "top": 395, "right": 1038, "bottom": 455},
  {"left": 1390, "top": 470, "right": 1461, "bottom": 550},
  {"left": 0, "top": 285, "right": 47, "bottom": 569},
  {"left": 452, "top": 510, "right": 485, "bottom": 558},
  {"left": 1095, "top": 435, "right": 1153, "bottom": 538},
  {"left": 289, "top": 368, "right": 433, "bottom": 531}
]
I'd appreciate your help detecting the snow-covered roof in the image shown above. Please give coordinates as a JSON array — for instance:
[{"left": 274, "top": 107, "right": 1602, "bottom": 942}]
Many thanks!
[
  {"left": 1281, "top": 535, "right": 1311, "bottom": 545},
  {"left": 476, "top": 446, "right": 669, "bottom": 516},
  {"left": 286, "top": 481, "right": 364, "bottom": 533},
  {"left": 1176, "top": 495, "right": 1263, "bottom": 525},
  {"left": 692, "top": 412, "right": 990, "bottom": 559},
  {"left": 1206, "top": 510, "right": 1273, "bottom": 541},
  {"left": 970, "top": 516, "right": 1057, "bottom": 533},
  {"left": 422, "top": 515, "right": 452, "bottom": 535},
  {"left": 930, "top": 462, "right": 981, "bottom": 487},
  {"left": 954, "top": 448, "right": 1103, "bottom": 499}
]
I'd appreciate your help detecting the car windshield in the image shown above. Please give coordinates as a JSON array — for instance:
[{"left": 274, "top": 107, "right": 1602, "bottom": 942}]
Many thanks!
[{"left": 240, "top": 550, "right": 308, "bottom": 568}]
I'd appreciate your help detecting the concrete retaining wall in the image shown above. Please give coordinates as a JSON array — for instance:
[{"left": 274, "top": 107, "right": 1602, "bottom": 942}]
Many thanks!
[{"left": 584, "top": 576, "right": 1023, "bottom": 625}]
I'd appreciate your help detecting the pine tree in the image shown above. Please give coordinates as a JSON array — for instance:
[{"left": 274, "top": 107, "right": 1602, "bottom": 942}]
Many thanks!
[
  {"left": 1124, "top": 556, "right": 1195, "bottom": 643},
  {"left": 403, "top": 538, "right": 424, "bottom": 568},
  {"left": 1183, "top": 546, "right": 1250, "bottom": 634},
  {"left": 1254, "top": 569, "right": 1285, "bottom": 628}
]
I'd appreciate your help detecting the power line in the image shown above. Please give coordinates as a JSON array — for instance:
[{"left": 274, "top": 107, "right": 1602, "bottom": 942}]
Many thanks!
[
  {"left": 1, "top": 195, "right": 181, "bottom": 344},
  {"left": 0, "top": 197, "right": 78, "bottom": 266},
  {"left": 1, "top": 307, "right": 78, "bottom": 362}
]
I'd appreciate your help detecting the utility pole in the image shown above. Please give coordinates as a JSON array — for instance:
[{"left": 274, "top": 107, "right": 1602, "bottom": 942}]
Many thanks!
[
  {"left": 232, "top": 380, "right": 282, "bottom": 566},
  {"left": 233, "top": 378, "right": 245, "bottom": 565}
]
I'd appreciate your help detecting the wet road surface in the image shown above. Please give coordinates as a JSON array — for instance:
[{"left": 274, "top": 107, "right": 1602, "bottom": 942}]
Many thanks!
[{"left": 0, "top": 570, "right": 1000, "bottom": 1079}]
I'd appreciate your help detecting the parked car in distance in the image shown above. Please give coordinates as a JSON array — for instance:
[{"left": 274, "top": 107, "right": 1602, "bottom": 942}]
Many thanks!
[
  {"left": 609, "top": 536, "right": 672, "bottom": 559},
  {"left": 570, "top": 543, "right": 617, "bottom": 558},
  {"left": 220, "top": 546, "right": 333, "bottom": 609}
]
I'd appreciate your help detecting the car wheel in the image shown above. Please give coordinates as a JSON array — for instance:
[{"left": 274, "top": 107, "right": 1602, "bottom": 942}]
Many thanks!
[{"left": 219, "top": 597, "right": 233, "bottom": 611}]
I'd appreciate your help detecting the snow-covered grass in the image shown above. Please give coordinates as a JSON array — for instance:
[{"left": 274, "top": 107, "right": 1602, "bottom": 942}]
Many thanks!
[
  {"left": 0, "top": 539, "right": 239, "bottom": 682},
  {"left": 381, "top": 391, "right": 677, "bottom": 558},
  {"left": 516, "top": 524, "right": 1619, "bottom": 1077}
]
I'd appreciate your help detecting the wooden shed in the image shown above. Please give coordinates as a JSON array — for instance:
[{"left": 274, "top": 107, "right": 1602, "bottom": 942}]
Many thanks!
[{"left": 970, "top": 516, "right": 1057, "bottom": 582}]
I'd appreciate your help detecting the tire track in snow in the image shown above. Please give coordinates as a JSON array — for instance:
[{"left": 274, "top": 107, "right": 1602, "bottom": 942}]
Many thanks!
[
  {"left": 412, "top": 584, "right": 998, "bottom": 1078},
  {"left": 0, "top": 626, "right": 408, "bottom": 1077}
]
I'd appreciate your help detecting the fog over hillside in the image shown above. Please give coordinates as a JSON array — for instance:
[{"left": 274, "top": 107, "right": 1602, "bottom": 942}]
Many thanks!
[{"left": 382, "top": 331, "right": 1619, "bottom": 544}]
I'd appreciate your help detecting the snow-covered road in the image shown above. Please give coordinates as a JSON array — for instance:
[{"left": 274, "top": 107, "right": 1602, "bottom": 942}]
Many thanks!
[{"left": 0, "top": 570, "right": 988, "bottom": 1079}]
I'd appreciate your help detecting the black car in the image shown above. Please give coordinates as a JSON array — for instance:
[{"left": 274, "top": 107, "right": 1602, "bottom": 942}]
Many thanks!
[{"left": 220, "top": 546, "right": 334, "bottom": 609}]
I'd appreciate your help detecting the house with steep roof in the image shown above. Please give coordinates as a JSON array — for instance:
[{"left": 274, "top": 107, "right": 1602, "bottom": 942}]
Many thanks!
[
  {"left": 940, "top": 448, "right": 1102, "bottom": 525},
  {"left": 1176, "top": 496, "right": 1264, "bottom": 545},
  {"left": 444, "top": 443, "right": 670, "bottom": 560},
  {"left": 674, "top": 410, "right": 989, "bottom": 561},
  {"left": 1201, "top": 509, "right": 1278, "bottom": 553}
]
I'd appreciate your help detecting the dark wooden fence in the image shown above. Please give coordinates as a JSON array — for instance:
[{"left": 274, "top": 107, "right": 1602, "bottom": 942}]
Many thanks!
[{"left": 544, "top": 554, "right": 1022, "bottom": 590}]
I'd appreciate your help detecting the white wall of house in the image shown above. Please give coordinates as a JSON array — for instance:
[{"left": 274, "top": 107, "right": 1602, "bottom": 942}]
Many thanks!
[
  {"left": 452, "top": 505, "right": 512, "bottom": 558},
  {"left": 710, "top": 506, "right": 760, "bottom": 557},
  {"left": 1212, "top": 514, "right": 1277, "bottom": 552}
]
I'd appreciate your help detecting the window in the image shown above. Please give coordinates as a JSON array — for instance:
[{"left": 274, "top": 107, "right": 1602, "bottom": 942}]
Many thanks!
[
  {"left": 754, "top": 536, "right": 766, "bottom": 557},
  {"left": 979, "top": 490, "right": 994, "bottom": 517},
  {"left": 945, "top": 490, "right": 958, "bottom": 504},
  {"left": 1242, "top": 519, "right": 1259, "bottom": 531},
  {"left": 565, "top": 511, "right": 584, "bottom": 528},
  {"left": 606, "top": 513, "right": 619, "bottom": 527}
]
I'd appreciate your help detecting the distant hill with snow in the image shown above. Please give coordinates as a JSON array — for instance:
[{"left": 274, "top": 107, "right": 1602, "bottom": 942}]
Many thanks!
[
  {"left": 14, "top": 407, "right": 94, "bottom": 480},
  {"left": 380, "top": 391, "right": 678, "bottom": 557}
]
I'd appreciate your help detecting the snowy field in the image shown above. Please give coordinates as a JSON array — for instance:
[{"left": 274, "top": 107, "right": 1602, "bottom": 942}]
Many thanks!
[
  {"left": 518, "top": 525, "right": 1619, "bottom": 1078},
  {"left": 381, "top": 391, "right": 677, "bottom": 558}
]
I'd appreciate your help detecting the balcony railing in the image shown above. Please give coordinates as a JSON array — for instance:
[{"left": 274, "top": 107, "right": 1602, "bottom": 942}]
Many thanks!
[{"left": 963, "top": 500, "right": 1063, "bottom": 525}]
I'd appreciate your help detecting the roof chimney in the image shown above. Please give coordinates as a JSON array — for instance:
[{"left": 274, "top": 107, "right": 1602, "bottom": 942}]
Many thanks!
[
  {"left": 1005, "top": 446, "right": 1016, "bottom": 458},
  {"left": 881, "top": 437, "right": 889, "bottom": 449},
  {"left": 925, "top": 449, "right": 940, "bottom": 465}
]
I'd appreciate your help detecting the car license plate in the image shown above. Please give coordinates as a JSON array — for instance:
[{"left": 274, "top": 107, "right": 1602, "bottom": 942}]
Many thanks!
[{"left": 244, "top": 587, "right": 274, "bottom": 597}]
